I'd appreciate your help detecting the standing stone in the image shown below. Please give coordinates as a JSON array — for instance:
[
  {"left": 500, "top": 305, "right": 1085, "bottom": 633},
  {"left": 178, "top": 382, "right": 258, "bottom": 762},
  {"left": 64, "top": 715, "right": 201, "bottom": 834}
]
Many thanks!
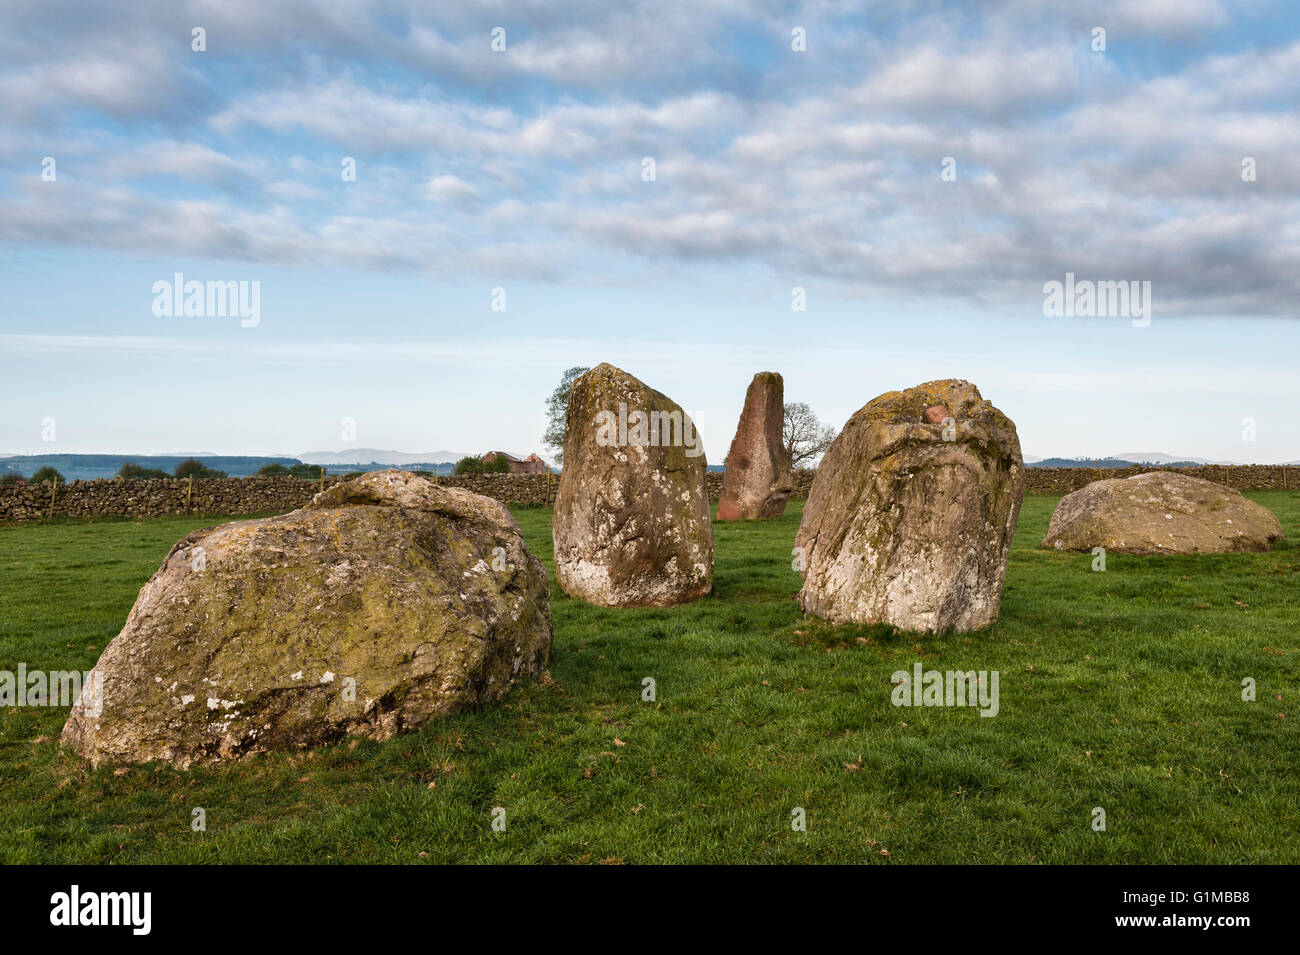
[
  {"left": 717, "top": 372, "right": 794, "bottom": 521},
  {"left": 795, "top": 380, "right": 1024, "bottom": 633},
  {"left": 61, "top": 471, "right": 552, "bottom": 768},
  {"left": 553, "top": 363, "right": 713, "bottom": 607}
]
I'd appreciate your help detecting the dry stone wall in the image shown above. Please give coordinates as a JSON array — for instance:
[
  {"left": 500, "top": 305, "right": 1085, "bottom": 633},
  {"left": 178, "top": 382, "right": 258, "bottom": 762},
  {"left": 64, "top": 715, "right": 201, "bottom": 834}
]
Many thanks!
[
  {"left": 0, "top": 466, "right": 1294, "bottom": 522},
  {"left": 0, "top": 474, "right": 565, "bottom": 522},
  {"left": 1023, "top": 464, "right": 1297, "bottom": 493}
]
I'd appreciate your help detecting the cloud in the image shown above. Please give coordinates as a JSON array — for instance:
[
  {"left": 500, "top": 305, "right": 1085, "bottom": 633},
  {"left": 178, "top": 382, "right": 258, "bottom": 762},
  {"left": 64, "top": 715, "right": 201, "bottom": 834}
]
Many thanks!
[
  {"left": 0, "top": 1, "right": 1297, "bottom": 316},
  {"left": 1109, "top": 0, "right": 1228, "bottom": 35},
  {"left": 424, "top": 173, "right": 479, "bottom": 203},
  {"left": 856, "top": 44, "right": 1085, "bottom": 115}
]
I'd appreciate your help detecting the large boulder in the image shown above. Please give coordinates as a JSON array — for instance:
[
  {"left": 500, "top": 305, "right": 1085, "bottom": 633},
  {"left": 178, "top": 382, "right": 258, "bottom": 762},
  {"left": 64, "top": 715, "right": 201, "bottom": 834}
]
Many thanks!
[
  {"left": 553, "top": 362, "right": 713, "bottom": 607},
  {"left": 61, "top": 470, "right": 552, "bottom": 768},
  {"left": 717, "top": 371, "right": 794, "bottom": 521},
  {"left": 1043, "top": 471, "right": 1283, "bottom": 554},
  {"left": 795, "top": 380, "right": 1024, "bottom": 633}
]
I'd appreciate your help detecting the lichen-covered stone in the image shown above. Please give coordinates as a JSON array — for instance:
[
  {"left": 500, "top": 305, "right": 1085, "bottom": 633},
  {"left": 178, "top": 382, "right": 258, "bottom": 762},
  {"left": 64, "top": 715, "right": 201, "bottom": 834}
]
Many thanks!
[
  {"left": 1043, "top": 471, "right": 1283, "bottom": 555},
  {"left": 553, "top": 363, "right": 713, "bottom": 607},
  {"left": 717, "top": 371, "right": 794, "bottom": 521},
  {"left": 61, "top": 470, "right": 552, "bottom": 768},
  {"left": 795, "top": 380, "right": 1024, "bottom": 633}
]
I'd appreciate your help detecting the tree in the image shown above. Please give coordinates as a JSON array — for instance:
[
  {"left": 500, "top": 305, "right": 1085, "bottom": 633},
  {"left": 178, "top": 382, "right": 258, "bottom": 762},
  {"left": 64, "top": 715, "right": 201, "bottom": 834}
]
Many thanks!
[
  {"left": 175, "top": 458, "right": 227, "bottom": 479},
  {"left": 288, "top": 463, "right": 323, "bottom": 479},
  {"left": 453, "top": 456, "right": 484, "bottom": 475},
  {"left": 542, "top": 366, "right": 590, "bottom": 465},
  {"left": 118, "top": 461, "right": 169, "bottom": 479},
  {"left": 783, "top": 401, "right": 837, "bottom": 468},
  {"left": 257, "top": 463, "right": 290, "bottom": 476},
  {"left": 30, "top": 466, "right": 65, "bottom": 484}
]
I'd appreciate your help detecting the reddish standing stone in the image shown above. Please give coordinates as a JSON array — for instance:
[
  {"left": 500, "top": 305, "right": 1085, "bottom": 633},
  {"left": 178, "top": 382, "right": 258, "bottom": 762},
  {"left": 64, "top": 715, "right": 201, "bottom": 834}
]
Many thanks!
[{"left": 717, "top": 372, "right": 795, "bottom": 521}]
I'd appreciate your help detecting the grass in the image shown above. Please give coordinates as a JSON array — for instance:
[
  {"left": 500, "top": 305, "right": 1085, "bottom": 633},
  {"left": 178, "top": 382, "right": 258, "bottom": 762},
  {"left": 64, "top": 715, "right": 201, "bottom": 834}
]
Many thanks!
[{"left": 0, "top": 493, "right": 1297, "bottom": 864}]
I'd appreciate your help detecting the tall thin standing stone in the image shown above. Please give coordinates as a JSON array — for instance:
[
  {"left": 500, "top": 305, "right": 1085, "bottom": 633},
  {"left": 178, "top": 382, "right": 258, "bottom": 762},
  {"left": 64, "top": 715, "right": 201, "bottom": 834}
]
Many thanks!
[{"left": 717, "top": 371, "right": 794, "bottom": 521}]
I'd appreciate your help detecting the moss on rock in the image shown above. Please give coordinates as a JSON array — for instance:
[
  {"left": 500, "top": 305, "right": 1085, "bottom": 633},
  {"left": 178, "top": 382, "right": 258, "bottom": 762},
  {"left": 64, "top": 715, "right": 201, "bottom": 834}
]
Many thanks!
[
  {"left": 553, "top": 363, "right": 713, "bottom": 607},
  {"left": 795, "top": 380, "right": 1025, "bottom": 633},
  {"left": 61, "top": 471, "right": 552, "bottom": 768}
]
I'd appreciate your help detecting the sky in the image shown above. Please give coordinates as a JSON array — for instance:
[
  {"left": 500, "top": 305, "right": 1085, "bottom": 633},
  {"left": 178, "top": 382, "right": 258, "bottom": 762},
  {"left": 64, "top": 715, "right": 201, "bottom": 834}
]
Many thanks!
[{"left": 1, "top": 0, "right": 1298, "bottom": 463}]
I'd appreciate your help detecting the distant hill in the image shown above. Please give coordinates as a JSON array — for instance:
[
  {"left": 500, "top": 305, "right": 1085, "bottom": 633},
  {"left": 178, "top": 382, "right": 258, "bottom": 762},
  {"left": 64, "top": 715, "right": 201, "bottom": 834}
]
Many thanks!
[
  {"left": 1030, "top": 457, "right": 1139, "bottom": 469},
  {"left": 1112, "top": 451, "right": 1243, "bottom": 466},
  {"left": 1030, "top": 457, "right": 1208, "bottom": 469},
  {"left": 1026, "top": 451, "right": 1257, "bottom": 468},
  {"left": 297, "top": 448, "right": 470, "bottom": 466},
  {"left": 0, "top": 449, "right": 564, "bottom": 481},
  {"left": 0, "top": 454, "right": 300, "bottom": 482},
  {"left": 299, "top": 449, "right": 558, "bottom": 475},
  {"left": 316, "top": 461, "right": 458, "bottom": 477}
]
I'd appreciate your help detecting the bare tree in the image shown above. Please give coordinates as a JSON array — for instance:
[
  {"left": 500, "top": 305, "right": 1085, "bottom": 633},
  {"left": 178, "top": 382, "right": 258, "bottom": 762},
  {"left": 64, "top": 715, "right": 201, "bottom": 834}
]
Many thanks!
[
  {"left": 783, "top": 401, "right": 837, "bottom": 468},
  {"left": 542, "top": 366, "right": 590, "bottom": 465}
]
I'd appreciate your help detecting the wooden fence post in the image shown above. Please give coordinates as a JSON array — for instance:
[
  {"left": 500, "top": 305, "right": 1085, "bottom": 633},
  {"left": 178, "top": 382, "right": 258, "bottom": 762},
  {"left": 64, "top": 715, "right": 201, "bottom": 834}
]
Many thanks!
[
  {"left": 185, "top": 474, "right": 194, "bottom": 511},
  {"left": 48, "top": 474, "right": 57, "bottom": 519}
]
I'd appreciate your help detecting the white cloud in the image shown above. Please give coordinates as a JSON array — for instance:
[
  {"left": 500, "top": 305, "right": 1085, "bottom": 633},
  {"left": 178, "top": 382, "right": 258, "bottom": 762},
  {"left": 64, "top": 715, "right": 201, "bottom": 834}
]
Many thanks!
[
  {"left": 0, "top": 2, "right": 1297, "bottom": 316},
  {"left": 1109, "top": 0, "right": 1228, "bottom": 34},
  {"left": 424, "top": 173, "right": 478, "bottom": 203}
]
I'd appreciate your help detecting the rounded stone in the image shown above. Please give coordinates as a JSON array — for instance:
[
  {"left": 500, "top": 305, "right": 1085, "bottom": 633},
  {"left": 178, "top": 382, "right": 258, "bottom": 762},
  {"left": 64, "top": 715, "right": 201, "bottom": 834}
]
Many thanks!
[
  {"left": 61, "top": 470, "right": 553, "bottom": 768},
  {"left": 1043, "top": 471, "right": 1283, "bottom": 554}
]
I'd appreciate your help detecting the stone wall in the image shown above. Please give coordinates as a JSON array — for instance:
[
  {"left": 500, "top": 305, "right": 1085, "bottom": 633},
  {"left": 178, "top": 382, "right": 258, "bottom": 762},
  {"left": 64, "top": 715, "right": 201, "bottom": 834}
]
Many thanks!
[
  {"left": 0, "top": 476, "right": 347, "bottom": 522},
  {"left": 0, "top": 473, "right": 567, "bottom": 522},
  {"left": 1, "top": 465, "right": 1294, "bottom": 523},
  {"left": 1022, "top": 464, "right": 1298, "bottom": 493}
]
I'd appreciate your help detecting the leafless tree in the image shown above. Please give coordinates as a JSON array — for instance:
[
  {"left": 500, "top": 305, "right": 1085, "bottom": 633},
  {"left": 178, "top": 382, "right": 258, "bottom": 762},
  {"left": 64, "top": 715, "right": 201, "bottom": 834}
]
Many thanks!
[
  {"left": 783, "top": 401, "right": 837, "bottom": 468},
  {"left": 542, "top": 366, "right": 590, "bottom": 465}
]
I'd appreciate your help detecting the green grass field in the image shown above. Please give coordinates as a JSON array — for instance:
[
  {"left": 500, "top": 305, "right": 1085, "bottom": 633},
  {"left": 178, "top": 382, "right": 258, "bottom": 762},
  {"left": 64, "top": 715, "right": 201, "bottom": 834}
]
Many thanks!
[{"left": 1, "top": 493, "right": 1297, "bottom": 864}]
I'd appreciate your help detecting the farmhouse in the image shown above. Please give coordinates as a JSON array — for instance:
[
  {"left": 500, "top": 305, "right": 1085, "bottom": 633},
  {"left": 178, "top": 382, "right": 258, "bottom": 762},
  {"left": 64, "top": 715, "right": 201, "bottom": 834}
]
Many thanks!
[{"left": 481, "top": 451, "right": 547, "bottom": 474}]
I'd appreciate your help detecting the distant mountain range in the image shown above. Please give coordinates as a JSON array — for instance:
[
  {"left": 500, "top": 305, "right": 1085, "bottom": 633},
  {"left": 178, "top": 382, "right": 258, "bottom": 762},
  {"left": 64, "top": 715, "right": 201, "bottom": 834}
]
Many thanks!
[
  {"left": 0, "top": 454, "right": 300, "bottom": 481},
  {"left": 0, "top": 449, "right": 551, "bottom": 481},
  {"left": 4, "top": 449, "right": 1294, "bottom": 482},
  {"left": 1112, "top": 451, "right": 1245, "bottom": 465},
  {"left": 298, "top": 449, "right": 560, "bottom": 475},
  {"left": 251, "top": 448, "right": 1300, "bottom": 470},
  {"left": 1026, "top": 451, "right": 1254, "bottom": 468},
  {"left": 1029, "top": 457, "right": 1202, "bottom": 469},
  {"left": 296, "top": 449, "right": 471, "bottom": 466}
]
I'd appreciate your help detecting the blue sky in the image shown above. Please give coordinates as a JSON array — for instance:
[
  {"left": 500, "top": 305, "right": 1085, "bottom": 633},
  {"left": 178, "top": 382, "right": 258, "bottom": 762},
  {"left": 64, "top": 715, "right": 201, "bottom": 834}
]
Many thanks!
[{"left": 2, "top": 0, "right": 1298, "bottom": 463}]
